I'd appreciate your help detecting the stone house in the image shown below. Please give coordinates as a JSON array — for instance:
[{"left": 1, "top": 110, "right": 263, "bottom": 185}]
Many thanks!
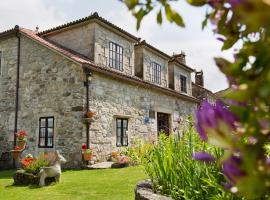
[{"left": 0, "top": 12, "right": 215, "bottom": 168}]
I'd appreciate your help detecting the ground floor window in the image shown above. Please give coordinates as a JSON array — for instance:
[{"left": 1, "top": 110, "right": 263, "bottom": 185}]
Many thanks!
[
  {"left": 39, "top": 117, "right": 54, "bottom": 148},
  {"left": 116, "top": 118, "right": 128, "bottom": 146}
]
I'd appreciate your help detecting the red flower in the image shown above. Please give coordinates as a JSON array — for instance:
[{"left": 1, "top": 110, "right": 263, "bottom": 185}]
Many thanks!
[
  {"left": 81, "top": 144, "right": 87, "bottom": 150},
  {"left": 21, "top": 157, "right": 36, "bottom": 168},
  {"left": 16, "top": 130, "right": 27, "bottom": 140},
  {"left": 14, "top": 146, "right": 21, "bottom": 150}
]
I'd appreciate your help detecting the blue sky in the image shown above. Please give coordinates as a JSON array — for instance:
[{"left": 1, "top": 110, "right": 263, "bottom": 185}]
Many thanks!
[{"left": 0, "top": 0, "right": 231, "bottom": 92}]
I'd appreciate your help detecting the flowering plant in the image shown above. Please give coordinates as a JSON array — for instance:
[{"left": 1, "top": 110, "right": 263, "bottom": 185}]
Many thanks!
[
  {"left": 14, "top": 146, "right": 21, "bottom": 150},
  {"left": 117, "top": 156, "right": 130, "bottom": 164},
  {"left": 16, "top": 130, "right": 27, "bottom": 141},
  {"left": 21, "top": 156, "right": 36, "bottom": 169},
  {"left": 81, "top": 144, "right": 87, "bottom": 151}
]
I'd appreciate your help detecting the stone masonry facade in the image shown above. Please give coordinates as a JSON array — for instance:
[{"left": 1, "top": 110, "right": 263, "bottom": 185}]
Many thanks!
[{"left": 0, "top": 13, "right": 215, "bottom": 168}]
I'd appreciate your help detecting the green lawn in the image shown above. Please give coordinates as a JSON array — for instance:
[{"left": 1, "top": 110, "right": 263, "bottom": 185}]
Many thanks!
[{"left": 0, "top": 166, "right": 147, "bottom": 200}]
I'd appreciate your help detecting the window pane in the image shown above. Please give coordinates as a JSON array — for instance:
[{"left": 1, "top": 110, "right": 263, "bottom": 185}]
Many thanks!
[
  {"left": 47, "top": 137, "right": 53, "bottom": 147},
  {"left": 40, "top": 128, "right": 46, "bottom": 137},
  {"left": 48, "top": 128, "right": 53, "bottom": 137},
  {"left": 48, "top": 118, "right": 54, "bottom": 127},
  {"left": 123, "top": 136, "right": 128, "bottom": 146},
  {"left": 116, "top": 136, "right": 121, "bottom": 146},
  {"left": 123, "top": 120, "right": 128, "bottom": 129},
  {"left": 117, "top": 128, "right": 122, "bottom": 137},
  {"left": 39, "top": 138, "right": 45, "bottom": 146},
  {"left": 40, "top": 119, "right": 46, "bottom": 127}
]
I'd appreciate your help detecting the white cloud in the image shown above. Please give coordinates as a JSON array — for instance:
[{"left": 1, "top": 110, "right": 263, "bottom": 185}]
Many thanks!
[{"left": 0, "top": 0, "right": 65, "bottom": 31}]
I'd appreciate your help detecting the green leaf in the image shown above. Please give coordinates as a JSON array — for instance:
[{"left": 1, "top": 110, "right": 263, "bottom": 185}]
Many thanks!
[
  {"left": 187, "top": 0, "right": 207, "bottom": 7},
  {"left": 165, "top": 4, "right": 173, "bottom": 22},
  {"left": 202, "top": 17, "right": 207, "bottom": 30},
  {"left": 124, "top": 0, "right": 139, "bottom": 10},
  {"left": 157, "top": 9, "right": 163, "bottom": 25},
  {"left": 222, "top": 36, "right": 239, "bottom": 50},
  {"left": 172, "top": 11, "right": 185, "bottom": 27}
]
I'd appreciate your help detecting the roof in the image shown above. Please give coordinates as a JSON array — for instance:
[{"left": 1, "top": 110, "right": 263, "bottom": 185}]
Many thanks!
[
  {"left": 38, "top": 12, "right": 139, "bottom": 42},
  {"left": 0, "top": 26, "right": 199, "bottom": 103},
  {"left": 192, "top": 82, "right": 218, "bottom": 99},
  {"left": 135, "top": 40, "right": 171, "bottom": 60}
]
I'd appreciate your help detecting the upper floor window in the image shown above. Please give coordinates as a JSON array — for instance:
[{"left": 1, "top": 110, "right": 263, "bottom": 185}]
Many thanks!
[
  {"left": 116, "top": 118, "right": 128, "bottom": 147},
  {"left": 0, "top": 51, "right": 2, "bottom": 76},
  {"left": 180, "top": 75, "right": 187, "bottom": 93},
  {"left": 109, "top": 42, "right": 123, "bottom": 71},
  {"left": 39, "top": 117, "right": 54, "bottom": 148},
  {"left": 151, "top": 62, "right": 161, "bottom": 85}
]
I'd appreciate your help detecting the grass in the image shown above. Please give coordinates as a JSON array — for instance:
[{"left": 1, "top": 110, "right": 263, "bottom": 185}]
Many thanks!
[{"left": 0, "top": 166, "right": 146, "bottom": 200}]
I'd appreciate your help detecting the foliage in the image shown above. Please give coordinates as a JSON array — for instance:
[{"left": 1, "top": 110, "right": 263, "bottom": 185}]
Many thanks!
[
  {"left": 120, "top": 138, "right": 153, "bottom": 165},
  {"left": 0, "top": 166, "right": 146, "bottom": 200},
  {"left": 122, "top": 0, "right": 270, "bottom": 198},
  {"left": 22, "top": 153, "right": 51, "bottom": 175},
  {"left": 142, "top": 129, "right": 240, "bottom": 200}
]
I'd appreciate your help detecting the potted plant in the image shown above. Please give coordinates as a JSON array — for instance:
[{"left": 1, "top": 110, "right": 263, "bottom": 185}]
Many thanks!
[
  {"left": 81, "top": 144, "right": 93, "bottom": 161},
  {"left": 112, "top": 155, "right": 130, "bottom": 168},
  {"left": 85, "top": 111, "right": 96, "bottom": 119},
  {"left": 16, "top": 130, "right": 27, "bottom": 149}
]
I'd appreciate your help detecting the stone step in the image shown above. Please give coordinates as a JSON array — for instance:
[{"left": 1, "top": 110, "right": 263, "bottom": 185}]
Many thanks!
[{"left": 83, "top": 161, "right": 114, "bottom": 169}]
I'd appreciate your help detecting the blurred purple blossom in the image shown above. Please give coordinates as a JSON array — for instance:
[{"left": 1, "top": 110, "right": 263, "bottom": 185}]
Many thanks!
[
  {"left": 195, "top": 100, "right": 238, "bottom": 141},
  {"left": 192, "top": 152, "right": 215, "bottom": 163},
  {"left": 223, "top": 155, "right": 246, "bottom": 184}
]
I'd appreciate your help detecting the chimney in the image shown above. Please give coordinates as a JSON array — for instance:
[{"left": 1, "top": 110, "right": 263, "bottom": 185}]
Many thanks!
[
  {"left": 195, "top": 70, "right": 204, "bottom": 87},
  {"left": 173, "top": 51, "right": 186, "bottom": 64},
  {"left": 35, "top": 25, "right": 39, "bottom": 33}
]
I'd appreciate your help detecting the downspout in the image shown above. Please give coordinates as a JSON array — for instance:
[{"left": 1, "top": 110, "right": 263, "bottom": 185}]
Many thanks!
[
  {"left": 13, "top": 25, "right": 21, "bottom": 168},
  {"left": 84, "top": 69, "right": 92, "bottom": 149},
  {"left": 14, "top": 25, "right": 21, "bottom": 149}
]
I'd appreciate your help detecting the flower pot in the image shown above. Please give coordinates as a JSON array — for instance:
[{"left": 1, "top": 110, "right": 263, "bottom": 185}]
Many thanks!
[
  {"left": 18, "top": 141, "right": 26, "bottom": 149},
  {"left": 83, "top": 153, "right": 93, "bottom": 161},
  {"left": 10, "top": 150, "right": 22, "bottom": 160},
  {"left": 85, "top": 111, "right": 95, "bottom": 118}
]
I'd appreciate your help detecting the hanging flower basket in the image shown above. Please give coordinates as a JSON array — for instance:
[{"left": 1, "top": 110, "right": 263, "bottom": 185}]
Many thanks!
[
  {"left": 10, "top": 149, "right": 22, "bottom": 160},
  {"left": 18, "top": 140, "right": 26, "bottom": 149},
  {"left": 83, "top": 153, "right": 93, "bottom": 161},
  {"left": 85, "top": 111, "right": 96, "bottom": 118}
]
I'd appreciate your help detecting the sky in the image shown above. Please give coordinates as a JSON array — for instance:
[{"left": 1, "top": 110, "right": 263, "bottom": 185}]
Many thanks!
[{"left": 0, "top": 0, "right": 232, "bottom": 92}]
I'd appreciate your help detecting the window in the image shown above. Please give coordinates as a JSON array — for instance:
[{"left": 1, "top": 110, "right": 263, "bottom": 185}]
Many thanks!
[
  {"left": 180, "top": 75, "right": 187, "bottom": 93},
  {"left": 116, "top": 118, "right": 128, "bottom": 146},
  {"left": 39, "top": 117, "right": 54, "bottom": 148},
  {"left": 0, "top": 51, "right": 2, "bottom": 76},
  {"left": 109, "top": 42, "right": 123, "bottom": 71},
  {"left": 151, "top": 62, "right": 161, "bottom": 84}
]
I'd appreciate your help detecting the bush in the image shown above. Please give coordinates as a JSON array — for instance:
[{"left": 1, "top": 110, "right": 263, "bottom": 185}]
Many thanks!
[{"left": 142, "top": 128, "right": 241, "bottom": 200}]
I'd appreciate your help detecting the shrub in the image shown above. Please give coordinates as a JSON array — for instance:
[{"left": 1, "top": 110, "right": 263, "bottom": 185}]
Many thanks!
[{"left": 142, "top": 128, "right": 241, "bottom": 200}]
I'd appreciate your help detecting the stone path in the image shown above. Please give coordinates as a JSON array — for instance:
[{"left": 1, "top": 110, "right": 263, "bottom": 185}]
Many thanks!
[{"left": 85, "top": 161, "right": 114, "bottom": 169}]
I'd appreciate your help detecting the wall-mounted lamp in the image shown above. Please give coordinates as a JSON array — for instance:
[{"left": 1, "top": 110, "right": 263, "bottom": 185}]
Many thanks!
[{"left": 84, "top": 71, "right": 92, "bottom": 86}]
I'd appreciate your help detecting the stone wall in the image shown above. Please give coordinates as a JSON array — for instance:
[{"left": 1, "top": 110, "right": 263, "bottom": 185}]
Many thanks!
[
  {"left": 17, "top": 35, "right": 86, "bottom": 168},
  {"left": 0, "top": 36, "right": 18, "bottom": 157},
  {"left": 94, "top": 24, "right": 136, "bottom": 76},
  {"left": 169, "top": 63, "right": 192, "bottom": 96},
  {"left": 88, "top": 72, "right": 197, "bottom": 161},
  {"left": 45, "top": 23, "right": 95, "bottom": 60}
]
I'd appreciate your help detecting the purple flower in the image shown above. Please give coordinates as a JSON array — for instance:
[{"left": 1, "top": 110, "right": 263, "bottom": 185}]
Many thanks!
[
  {"left": 195, "top": 100, "right": 238, "bottom": 146},
  {"left": 266, "top": 158, "right": 270, "bottom": 166},
  {"left": 192, "top": 152, "right": 215, "bottom": 163},
  {"left": 228, "top": 0, "right": 243, "bottom": 7},
  {"left": 223, "top": 155, "right": 246, "bottom": 184}
]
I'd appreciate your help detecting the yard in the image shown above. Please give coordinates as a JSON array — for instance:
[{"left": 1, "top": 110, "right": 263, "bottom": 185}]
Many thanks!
[{"left": 0, "top": 166, "right": 146, "bottom": 200}]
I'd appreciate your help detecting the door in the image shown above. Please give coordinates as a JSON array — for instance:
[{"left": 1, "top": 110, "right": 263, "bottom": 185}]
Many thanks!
[{"left": 157, "top": 112, "right": 170, "bottom": 136}]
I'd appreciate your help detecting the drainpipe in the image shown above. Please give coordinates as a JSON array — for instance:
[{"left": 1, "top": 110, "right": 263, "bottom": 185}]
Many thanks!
[
  {"left": 84, "top": 68, "right": 92, "bottom": 148},
  {"left": 14, "top": 25, "right": 20, "bottom": 148},
  {"left": 13, "top": 25, "right": 21, "bottom": 168}
]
